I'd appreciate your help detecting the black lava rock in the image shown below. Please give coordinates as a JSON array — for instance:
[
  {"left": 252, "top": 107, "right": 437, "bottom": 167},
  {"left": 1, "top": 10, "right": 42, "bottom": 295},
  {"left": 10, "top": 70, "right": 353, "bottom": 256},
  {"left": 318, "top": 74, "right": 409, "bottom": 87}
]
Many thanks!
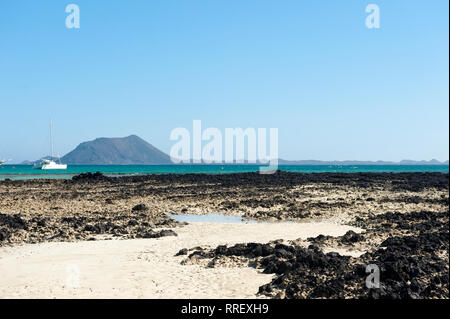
[{"left": 132, "top": 204, "right": 148, "bottom": 212}]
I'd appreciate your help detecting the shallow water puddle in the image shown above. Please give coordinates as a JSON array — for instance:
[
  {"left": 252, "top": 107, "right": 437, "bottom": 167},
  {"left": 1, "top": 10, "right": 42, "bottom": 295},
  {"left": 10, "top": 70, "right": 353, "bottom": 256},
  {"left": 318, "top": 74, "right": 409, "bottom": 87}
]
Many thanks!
[{"left": 170, "top": 213, "right": 292, "bottom": 224}]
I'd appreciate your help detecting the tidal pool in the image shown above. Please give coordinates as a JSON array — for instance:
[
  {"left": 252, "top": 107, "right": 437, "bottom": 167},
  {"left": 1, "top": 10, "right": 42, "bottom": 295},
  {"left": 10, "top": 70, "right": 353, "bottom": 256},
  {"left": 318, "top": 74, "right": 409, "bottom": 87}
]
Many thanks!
[{"left": 170, "top": 213, "right": 294, "bottom": 224}]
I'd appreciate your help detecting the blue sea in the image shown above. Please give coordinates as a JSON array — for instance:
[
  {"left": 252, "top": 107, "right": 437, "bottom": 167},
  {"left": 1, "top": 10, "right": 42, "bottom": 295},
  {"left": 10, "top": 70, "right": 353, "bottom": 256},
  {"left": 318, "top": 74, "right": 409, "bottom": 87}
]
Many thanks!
[{"left": 0, "top": 164, "right": 448, "bottom": 181}]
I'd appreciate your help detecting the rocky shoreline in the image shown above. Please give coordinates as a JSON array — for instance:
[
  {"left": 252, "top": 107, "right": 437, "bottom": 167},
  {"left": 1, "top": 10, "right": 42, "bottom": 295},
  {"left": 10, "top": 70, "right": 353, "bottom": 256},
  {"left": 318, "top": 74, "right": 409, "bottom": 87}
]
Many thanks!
[
  {"left": 0, "top": 171, "right": 448, "bottom": 299},
  {"left": 179, "top": 209, "right": 448, "bottom": 298}
]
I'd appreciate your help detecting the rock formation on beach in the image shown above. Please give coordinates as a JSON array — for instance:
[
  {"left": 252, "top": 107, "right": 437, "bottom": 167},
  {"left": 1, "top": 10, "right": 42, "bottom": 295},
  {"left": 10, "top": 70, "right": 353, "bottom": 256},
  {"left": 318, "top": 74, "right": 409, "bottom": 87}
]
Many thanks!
[{"left": 182, "top": 210, "right": 449, "bottom": 299}]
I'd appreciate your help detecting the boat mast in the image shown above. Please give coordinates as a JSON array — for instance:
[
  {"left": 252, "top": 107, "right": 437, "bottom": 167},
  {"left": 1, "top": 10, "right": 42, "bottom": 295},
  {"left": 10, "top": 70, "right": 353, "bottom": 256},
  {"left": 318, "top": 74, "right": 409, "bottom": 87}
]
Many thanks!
[{"left": 50, "top": 120, "right": 54, "bottom": 159}]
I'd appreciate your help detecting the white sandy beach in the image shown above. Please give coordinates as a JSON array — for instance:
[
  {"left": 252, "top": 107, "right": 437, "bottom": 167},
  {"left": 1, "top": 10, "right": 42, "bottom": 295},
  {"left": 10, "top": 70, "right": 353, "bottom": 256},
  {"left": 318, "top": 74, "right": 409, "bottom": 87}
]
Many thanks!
[{"left": 0, "top": 222, "right": 362, "bottom": 299}]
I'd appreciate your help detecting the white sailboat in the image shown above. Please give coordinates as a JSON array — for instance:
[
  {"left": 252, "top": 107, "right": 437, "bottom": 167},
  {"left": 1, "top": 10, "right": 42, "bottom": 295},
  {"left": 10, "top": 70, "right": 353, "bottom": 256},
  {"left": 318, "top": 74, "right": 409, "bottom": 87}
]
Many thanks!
[
  {"left": 0, "top": 159, "right": 11, "bottom": 167},
  {"left": 34, "top": 121, "right": 67, "bottom": 170}
]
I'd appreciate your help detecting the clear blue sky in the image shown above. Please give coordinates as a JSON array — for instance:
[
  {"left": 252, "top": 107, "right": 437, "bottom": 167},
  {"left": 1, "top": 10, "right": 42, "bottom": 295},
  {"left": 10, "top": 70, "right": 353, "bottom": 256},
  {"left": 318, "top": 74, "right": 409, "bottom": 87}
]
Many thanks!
[{"left": 1, "top": 0, "right": 448, "bottom": 163}]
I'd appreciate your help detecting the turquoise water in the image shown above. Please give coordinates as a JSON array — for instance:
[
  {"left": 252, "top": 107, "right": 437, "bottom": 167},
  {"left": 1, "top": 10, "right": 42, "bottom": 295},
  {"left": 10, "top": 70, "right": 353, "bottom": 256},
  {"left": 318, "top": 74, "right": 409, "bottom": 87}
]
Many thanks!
[{"left": 0, "top": 164, "right": 448, "bottom": 180}]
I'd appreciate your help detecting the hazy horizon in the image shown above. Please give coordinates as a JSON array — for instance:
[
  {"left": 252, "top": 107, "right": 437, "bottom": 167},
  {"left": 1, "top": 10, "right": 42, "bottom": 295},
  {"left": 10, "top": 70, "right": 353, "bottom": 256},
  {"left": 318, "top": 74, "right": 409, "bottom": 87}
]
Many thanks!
[{"left": 7, "top": 134, "right": 450, "bottom": 165}]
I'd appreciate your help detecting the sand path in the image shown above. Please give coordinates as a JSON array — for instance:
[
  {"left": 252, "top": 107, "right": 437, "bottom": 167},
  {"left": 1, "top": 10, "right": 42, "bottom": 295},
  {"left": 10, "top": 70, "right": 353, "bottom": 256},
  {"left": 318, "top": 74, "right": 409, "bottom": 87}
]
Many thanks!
[{"left": 0, "top": 222, "right": 362, "bottom": 299}]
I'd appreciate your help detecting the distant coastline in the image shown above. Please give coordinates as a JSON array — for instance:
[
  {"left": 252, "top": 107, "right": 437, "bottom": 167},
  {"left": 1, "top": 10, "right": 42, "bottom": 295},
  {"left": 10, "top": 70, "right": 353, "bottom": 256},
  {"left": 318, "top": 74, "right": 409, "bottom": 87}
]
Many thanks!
[
  {"left": 277, "top": 159, "right": 450, "bottom": 166},
  {"left": 18, "top": 159, "right": 450, "bottom": 166},
  {"left": 15, "top": 135, "right": 449, "bottom": 166}
]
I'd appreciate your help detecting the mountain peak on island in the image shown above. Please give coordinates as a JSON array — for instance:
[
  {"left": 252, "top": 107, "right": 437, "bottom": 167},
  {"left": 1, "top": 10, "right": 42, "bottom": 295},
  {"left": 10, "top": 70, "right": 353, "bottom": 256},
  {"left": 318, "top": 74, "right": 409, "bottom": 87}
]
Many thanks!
[{"left": 61, "top": 135, "right": 171, "bottom": 165}]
